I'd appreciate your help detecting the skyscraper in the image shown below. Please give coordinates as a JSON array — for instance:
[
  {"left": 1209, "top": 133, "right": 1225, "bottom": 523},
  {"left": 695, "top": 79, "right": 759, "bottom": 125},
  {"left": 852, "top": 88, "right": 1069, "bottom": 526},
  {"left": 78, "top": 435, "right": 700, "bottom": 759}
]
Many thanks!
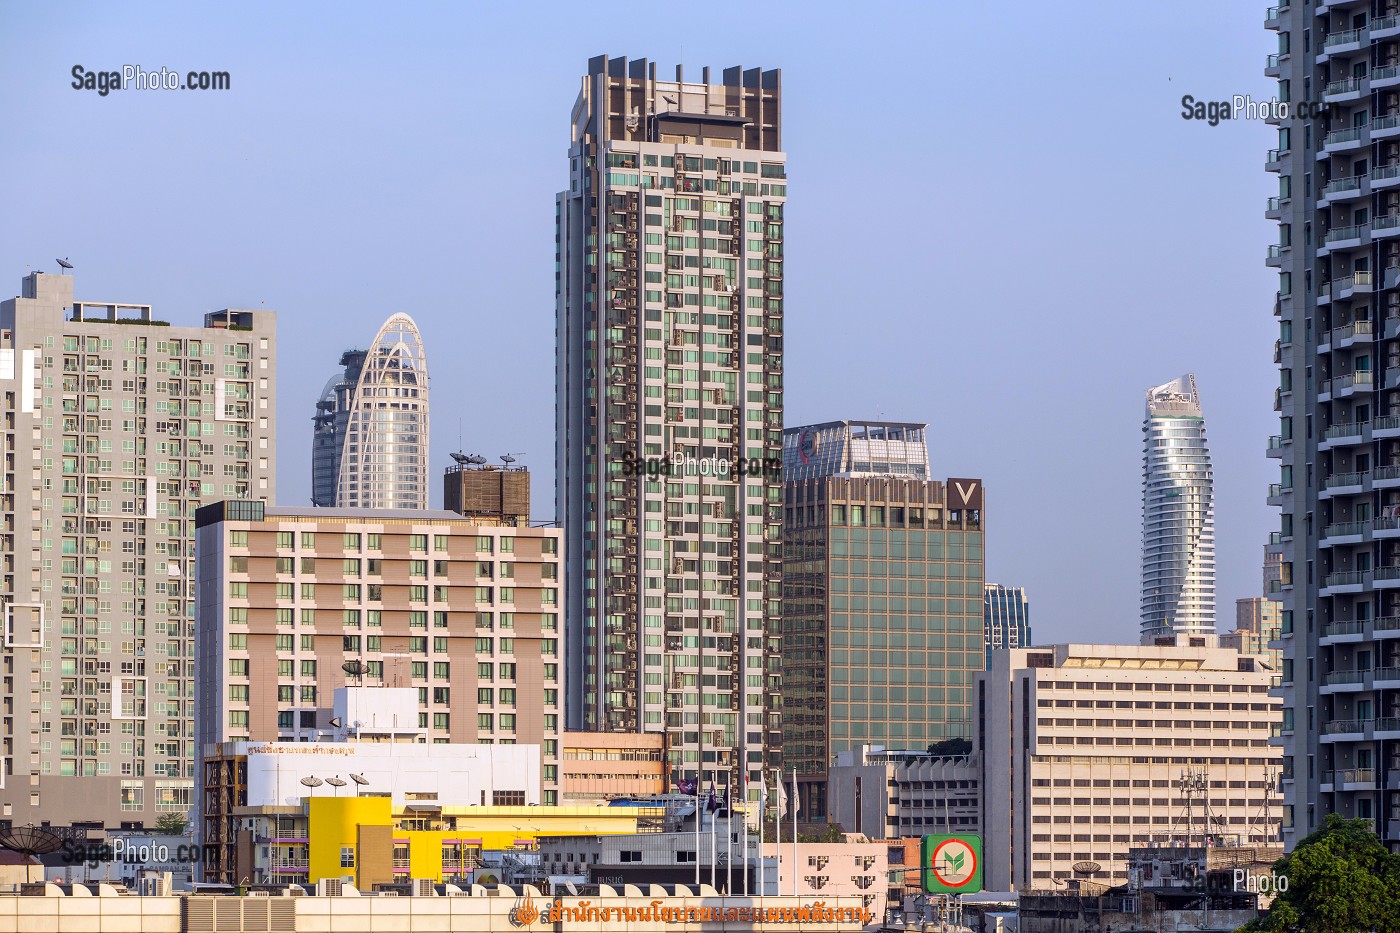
[
  {"left": 983, "top": 583, "right": 1030, "bottom": 664},
  {"left": 0, "top": 270, "right": 276, "bottom": 827},
  {"left": 1269, "top": 4, "right": 1400, "bottom": 852},
  {"left": 1140, "top": 374, "right": 1216, "bottom": 642},
  {"left": 781, "top": 420, "right": 985, "bottom": 817},
  {"left": 556, "top": 55, "right": 786, "bottom": 795},
  {"left": 311, "top": 313, "right": 429, "bottom": 510}
]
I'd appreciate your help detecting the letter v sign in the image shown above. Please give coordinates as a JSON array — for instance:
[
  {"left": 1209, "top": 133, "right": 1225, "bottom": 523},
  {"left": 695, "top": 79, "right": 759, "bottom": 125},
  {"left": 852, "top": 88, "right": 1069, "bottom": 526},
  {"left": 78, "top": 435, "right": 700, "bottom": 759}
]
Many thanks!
[{"left": 947, "top": 479, "right": 982, "bottom": 510}]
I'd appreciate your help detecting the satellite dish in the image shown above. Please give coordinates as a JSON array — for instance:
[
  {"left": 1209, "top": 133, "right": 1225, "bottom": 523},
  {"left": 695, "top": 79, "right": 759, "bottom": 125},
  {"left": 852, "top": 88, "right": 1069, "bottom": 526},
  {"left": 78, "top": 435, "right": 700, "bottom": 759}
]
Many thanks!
[
  {"left": 326, "top": 777, "right": 347, "bottom": 788},
  {"left": 450, "top": 452, "right": 470, "bottom": 465},
  {"left": 0, "top": 825, "right": 63, "bottom": 857},
  {"left": 500, "top": 454, "right": 515, "bottom": 465},
  {"left": 466, "top": 454, "right": 487, "bottom": 466},
  {"left": 349, "top": 774, "right": 369, "bottom": 786},
  {"left": 1072, "top": 861, "right": 1101, "bottom": 877},
  {"left": 55, "top": 258, "right": 73, "bottom": 271},
  {"left": 300, "top": 777, "right": 323, "bottom": 788},
  {"left": 342, "top": 660, "right": 364, "bottom": 680}
]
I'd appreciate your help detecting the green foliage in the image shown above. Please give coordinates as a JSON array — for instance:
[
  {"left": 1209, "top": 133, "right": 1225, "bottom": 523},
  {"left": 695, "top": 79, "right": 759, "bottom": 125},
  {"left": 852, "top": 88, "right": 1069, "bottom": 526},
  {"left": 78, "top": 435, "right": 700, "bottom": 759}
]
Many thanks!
[
  {"left": 1238, "top": 813, "right": 1400, "bottom": 933},
  {"left": 926, "top": 737, "right": 972, "bottom": 757},
  {"left": 154, "top": 813, "right": 189, "bottom": 835}
]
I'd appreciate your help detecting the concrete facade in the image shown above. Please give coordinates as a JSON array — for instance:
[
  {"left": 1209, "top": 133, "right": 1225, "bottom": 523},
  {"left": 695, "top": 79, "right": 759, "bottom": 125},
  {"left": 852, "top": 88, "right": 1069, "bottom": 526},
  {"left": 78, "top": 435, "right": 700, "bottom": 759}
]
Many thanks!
[
  {"left": 193, "top": 503, "right": 564, "bottom": 800},
  {"left": 827, "top": 745, "right": 980, "bottom": 841},
  {"left": 978, "top": 638, "right": 1282, "bottom": 892},
  {"left": 0, "top": 270, "right": 276, "bottom": 828},
  {"left": 556, "top": 55, "right": 787, "bottom": 795},
  {"left": 561, "top": 731, "right": 668, "bottom": 804}
]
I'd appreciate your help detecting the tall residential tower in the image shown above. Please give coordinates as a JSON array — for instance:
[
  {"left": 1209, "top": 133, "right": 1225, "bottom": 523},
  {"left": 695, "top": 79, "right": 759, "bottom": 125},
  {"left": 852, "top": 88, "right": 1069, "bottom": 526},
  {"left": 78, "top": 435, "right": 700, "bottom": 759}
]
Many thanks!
[
  {"left": 311, "top": 313, "right": 429, "bottom": 510},
  {"left": 556, "top": 55, "right": 786, "bottom": 795},
  {"left": 1140, "top": 374, "right": 1216, "bottom": 642},
  {"left": 1269, "top": 2, "right": 1400, "bottom": 853},
  {"left": 0, "top": 271, "right": 276, "bottom": 827}
]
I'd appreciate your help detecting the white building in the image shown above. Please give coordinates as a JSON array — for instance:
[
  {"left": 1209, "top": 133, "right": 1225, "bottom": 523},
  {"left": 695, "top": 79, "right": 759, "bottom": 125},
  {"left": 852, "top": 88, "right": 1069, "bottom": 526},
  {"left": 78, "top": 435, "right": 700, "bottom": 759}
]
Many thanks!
[
  {"left": 311, "top": 313, "right": 429, "bottom": 510},
  {"left": 1141, "top": 374, "right": 1216, "bottom": 641},
  {"left": 979, "top": 637, "right": 1281, "bottom": 891},
  {"left": 827, "top": 745, "right": 981, "bottom": 840}
]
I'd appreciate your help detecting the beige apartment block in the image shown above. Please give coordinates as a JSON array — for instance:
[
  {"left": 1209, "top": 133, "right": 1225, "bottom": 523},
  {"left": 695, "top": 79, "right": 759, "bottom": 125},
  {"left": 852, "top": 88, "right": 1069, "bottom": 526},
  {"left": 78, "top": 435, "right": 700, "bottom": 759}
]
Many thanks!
[
  {"left": 561, "top": 730, "right": 667, "bottom": 804},
  {"left": 194, "top": 503, "right": 564, "bottom": 802},
  {"left": 979, "top": 637, "right": 1282, "bottom": 891}
]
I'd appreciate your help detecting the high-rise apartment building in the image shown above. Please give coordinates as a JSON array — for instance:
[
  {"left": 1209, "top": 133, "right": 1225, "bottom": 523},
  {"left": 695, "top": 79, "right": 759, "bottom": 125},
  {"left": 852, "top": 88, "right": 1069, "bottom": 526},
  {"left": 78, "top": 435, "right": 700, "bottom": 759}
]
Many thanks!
[
  {"left": 983, "top": 583, "right": 1031, "bottom": 664},
  {"left": 781, "top": 420, "right": 985, "bottom": 818},
  {"left": 311, "top": 313, "right": 429, "bottom": 510},
  {"left": 1140, "top": 374, "right": 1216, "bottom": 642},
  {"left": 194, "top": 501, "right": 564, "bottom": 802},
  {"left": 0, "top": 270, "right": 276, "bottom": 827},
  {"left": 555, "top": 55, "right": 786, "bottom": 794},
  {"left": 978, "top": 637, "right": 1282, "bottom": 890},
  {"left": 1268, "top": 3, "right": 1400, "bottom": 852}
]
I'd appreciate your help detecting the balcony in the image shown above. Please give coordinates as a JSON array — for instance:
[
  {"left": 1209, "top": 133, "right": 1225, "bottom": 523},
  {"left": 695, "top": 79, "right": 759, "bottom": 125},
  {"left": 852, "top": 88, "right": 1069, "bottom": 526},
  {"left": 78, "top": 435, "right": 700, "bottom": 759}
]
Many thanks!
[
  {"left": 1376, "top": 65, "right": 1400, "bottom": 91},
  {"left": 1338, "top": 270, "right": 1375, "bottom": 298},
  {"left": 1321, "top": 174, "right": 1366, "bottom": 204},
  {"left": 1266, "top": 196, "right": 1283, "bottom": 219},
  {"left": 1324, "top": 76, "right": 1368, "bottom": 104},
  {"left": 1265, "top": 5, "right": 1284, "bottom": 29},
  {"left": 1321, "top": 27, "right": 1366, "bottom": 57},
  {"left": 1376, "top": 14, "right": 1400, "bottom": 36},
  {"left": 1376, "top": 516, "right": 1400, "bottom": 538},
  {"left": 1267, "top": 483, "right": 1291, "bottom": 506},
  {"left": 1320, "top": 570, "right": 1369, "bottom": 595},
  {"left": 1321, "top": 124, "right": 1367, "bottom": 152},
  {"left": 1320, "top": 666, "right": 1369, "bottom": 689},
  {"left": 1320, "top": 620, "right": 1366, "bottom": 644},
  {"left": 1375, "top": 414, "right": 1400, "bottom": 437},
  {"left": 1376, "top": 115, "right": 1400, "bottom": 140},
  {"left": 1266, "top": 245, "right": 1282, "bottom": 267},
  {"left": 1320, "top": 223, "right": 1368, "bottom": 255},
  {"left": 1319, "top": 421, "right": 1366, "bottom": 449},
  {"left": 1322, "top": 471, "right": 1368, "bottom": 497},
  {"left": 1320, "top": 519, "right": 1368, "bottom": 545},
  {"left": 1335, "top": 370, "right": 1376, "bottom": 397}
]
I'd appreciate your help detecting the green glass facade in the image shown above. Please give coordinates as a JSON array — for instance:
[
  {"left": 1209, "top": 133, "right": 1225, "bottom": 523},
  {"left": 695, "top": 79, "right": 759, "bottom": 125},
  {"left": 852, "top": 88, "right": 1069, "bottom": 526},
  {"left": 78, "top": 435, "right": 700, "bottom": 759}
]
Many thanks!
[{"left": 783, "top": 476, "right": 985, "bottom": 818}]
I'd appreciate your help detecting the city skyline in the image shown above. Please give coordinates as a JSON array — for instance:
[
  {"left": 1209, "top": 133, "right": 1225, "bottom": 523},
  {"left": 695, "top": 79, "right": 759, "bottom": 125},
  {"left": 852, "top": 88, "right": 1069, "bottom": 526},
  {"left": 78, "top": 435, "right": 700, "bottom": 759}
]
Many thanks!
[{"left": 0, "top": 2, "right": 1278, "bottom": 647}]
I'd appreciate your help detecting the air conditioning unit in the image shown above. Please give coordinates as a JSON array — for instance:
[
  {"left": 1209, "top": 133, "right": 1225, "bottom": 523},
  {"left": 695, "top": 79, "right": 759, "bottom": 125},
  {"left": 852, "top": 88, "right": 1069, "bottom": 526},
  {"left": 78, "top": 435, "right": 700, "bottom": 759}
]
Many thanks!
[{"left": 317, "top": 877, "right": 344, "bottom": 897}]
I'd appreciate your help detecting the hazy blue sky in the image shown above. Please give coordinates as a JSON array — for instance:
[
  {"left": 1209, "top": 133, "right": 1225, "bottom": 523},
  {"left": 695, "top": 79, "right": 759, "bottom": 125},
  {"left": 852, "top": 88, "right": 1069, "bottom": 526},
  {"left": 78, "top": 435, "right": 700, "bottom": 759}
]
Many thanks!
[{"left": 0, "top": 2, "right": 1280, "bottom": 645}]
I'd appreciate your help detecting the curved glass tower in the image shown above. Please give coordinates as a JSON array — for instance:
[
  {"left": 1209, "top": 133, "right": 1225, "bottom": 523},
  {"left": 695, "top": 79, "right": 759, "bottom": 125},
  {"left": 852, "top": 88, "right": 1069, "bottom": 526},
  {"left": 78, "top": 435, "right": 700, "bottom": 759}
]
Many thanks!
[
  {"left": 311, "top": 313, "right": 429, "bottom": 510},
  {"left": 1140, "top": 374, "right": 1215, "bottom": 641}
]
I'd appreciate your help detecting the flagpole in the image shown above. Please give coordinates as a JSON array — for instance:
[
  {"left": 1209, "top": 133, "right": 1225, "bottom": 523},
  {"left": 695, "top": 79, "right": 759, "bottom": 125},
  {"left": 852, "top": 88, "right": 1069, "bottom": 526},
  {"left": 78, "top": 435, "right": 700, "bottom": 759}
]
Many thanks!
[
  {"left": 726, "top": 780, "right": 733, "bottom": 895},
  {"left": 791, "top": 767, "right": 798, "bottom": 897},
  {"left": 709, "top": 769, "right": 717, "bottom": 890},
  {"left": 757, "top": 772, "right": 765, "bottom": 897},
  {"left": 742, "top": 773, "right": 749, "bottom": 896},
  {"left": 773, "top": 767, "right": 782, "bottom": 896},
  {"left": 694, "top": 778, "right": 701, "bottom": 887}
]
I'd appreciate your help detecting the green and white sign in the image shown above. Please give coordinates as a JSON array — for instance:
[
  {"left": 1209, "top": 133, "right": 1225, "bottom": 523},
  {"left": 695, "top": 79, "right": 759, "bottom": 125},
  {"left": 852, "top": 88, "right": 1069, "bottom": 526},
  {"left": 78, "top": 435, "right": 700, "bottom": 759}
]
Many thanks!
[{"left": 921, "top": 834, "right": 982, "bottom": 894}]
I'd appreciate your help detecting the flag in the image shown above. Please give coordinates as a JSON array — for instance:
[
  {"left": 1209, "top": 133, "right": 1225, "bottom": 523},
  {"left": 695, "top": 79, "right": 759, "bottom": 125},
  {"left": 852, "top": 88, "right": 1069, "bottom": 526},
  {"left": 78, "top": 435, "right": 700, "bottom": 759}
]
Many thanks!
[
  {"left": 708, "top": 780, "right": 721, "bottom": 812},
  {"left": 775, "top": 776, "right": 788, "bottom": 818},
  {"left": 792, "top": 770, "right": 800, "bottom": 817},
  {"left": 678, "top": 778, "right": 698, "bottom": 796},
  {"left": 758, "top": 772, "right": 768, "bottom": 813}
]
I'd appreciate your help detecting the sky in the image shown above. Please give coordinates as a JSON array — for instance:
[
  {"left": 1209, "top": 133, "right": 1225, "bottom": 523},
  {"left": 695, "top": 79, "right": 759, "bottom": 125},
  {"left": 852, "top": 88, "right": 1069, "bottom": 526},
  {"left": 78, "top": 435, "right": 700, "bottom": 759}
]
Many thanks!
[{"left": 0, "top": 1, "right": 1280, "bottom": 645}]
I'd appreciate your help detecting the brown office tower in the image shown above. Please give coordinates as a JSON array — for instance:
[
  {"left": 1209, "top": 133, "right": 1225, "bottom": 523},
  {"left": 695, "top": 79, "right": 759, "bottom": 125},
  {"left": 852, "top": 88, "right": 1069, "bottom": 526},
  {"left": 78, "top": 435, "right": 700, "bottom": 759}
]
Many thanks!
[{"left": 444, "top": 460, "right": 531, "bottom": 525}]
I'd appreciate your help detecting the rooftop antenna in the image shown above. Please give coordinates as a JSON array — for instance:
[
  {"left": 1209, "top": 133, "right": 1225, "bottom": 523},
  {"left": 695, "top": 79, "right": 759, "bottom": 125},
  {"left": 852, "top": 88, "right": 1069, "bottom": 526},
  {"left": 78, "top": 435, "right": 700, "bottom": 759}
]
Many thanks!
[
  {"left": 55, "top": 258, "right": 73, "bottom": 273},
  {"left": 349, "top": 773, "right": 369, "bottom": 796},
  {"left": 325, "top": 776, "right": 347, "bottom": 796},
  {"left": 300, "top": 776, "right": 323, "bottom": 796},
  {"left": 341, "top": 659, "right": 365, "bottom": 684}
]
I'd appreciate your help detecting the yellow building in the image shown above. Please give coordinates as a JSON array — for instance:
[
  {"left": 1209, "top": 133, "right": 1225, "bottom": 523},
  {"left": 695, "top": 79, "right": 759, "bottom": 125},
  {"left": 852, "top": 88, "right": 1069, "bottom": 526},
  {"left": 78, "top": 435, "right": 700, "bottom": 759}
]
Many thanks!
[{"left": 241, "top": 798, "right": 665, "bottom": 888}]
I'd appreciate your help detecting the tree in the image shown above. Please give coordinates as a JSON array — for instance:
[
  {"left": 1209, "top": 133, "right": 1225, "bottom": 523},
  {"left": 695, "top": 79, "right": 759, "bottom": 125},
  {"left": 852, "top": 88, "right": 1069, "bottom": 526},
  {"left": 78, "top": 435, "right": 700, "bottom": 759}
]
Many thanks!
[
  {"left": 154, "top": 813, "right": 189, "bottom": 835},
  {"left": 926, "top": 737, "right": 971, "bottom": 757},
  {"left": 1238, "top": 813, "right": 1400, "bottom": 933}
]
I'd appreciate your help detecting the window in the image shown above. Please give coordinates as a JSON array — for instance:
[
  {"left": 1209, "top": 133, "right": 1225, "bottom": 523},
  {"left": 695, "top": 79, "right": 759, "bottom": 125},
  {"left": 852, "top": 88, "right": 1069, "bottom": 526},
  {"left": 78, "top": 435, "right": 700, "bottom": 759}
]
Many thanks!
[
  {"left": 228, "top": 659, "right": 248, "bottom": 676},
  {"left": 478, "top": 688, "right": 494, "bottom": 704},
  {"left": 409, "top": 534, "right": 428, "bottom": 551},
  {"left": 341, "top": 847, "right": 355, "bottom": 869},
  {"left": 276, "top": 532, "right": 293, "bottom": 549},
  {"left": 493, "top": 791, "right": 526, "bottom": 806},
  {"left": 434, "top": 535, "right": 449, "bottom": 552},
  {"left": 478, "top": 713, "right": 494, "bottom": 730},
  {"left": 476, "top": 638, "right": 493, "bottom": 655},
  {"left": 367, "top": 534, "right": 382, "bottom": 550},
  {"left": 229, "top": 684, "right": 248, "bottom": 701},
  {"left": 228, "top": 634, "right": 246, "bottom": 650},
  {"left": 343, "top": 533, "right": 361, "bottom": 549}
]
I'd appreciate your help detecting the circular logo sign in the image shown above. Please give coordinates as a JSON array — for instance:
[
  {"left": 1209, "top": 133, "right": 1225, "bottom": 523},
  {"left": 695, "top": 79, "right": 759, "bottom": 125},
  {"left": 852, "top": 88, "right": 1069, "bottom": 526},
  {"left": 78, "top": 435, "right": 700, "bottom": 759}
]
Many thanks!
[
  {"left": 799, "top": 430, "right": 817, "bottom": 464},
  {"left": 930, "top": 838, "right": 978, "bottom": 889}
]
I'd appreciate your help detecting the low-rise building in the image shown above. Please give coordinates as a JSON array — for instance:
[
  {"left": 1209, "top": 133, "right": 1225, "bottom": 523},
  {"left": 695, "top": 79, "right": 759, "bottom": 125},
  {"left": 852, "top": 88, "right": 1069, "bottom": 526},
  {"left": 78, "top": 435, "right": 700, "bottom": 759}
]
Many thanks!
[
  {"left": 827, "top": 744, "right": 981, "bottom": 840},
  {"left": 561, "top": 732, "right": 668, "bottom": 805},
  {"left": 978, "top": 637, "right": 1283, "bottom": 892}
]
